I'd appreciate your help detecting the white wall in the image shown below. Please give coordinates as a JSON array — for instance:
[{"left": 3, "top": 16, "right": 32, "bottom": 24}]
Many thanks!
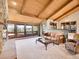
[
  {"left": 40, "top": 11, "right": 79, "bottom": 35},
  {"left": 58, "top": 11, "right": 79, "bottom": 33}
]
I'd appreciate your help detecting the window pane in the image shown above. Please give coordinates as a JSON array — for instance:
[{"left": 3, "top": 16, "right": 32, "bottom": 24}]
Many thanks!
[
  {"left": 17, "top": 25, "right": 24, "bottom": 37},
  {"left": 33, "top": 26, "right": 39, "bottom": 35},
  {"left": 7, "top": 24, "right": 14, "bottom": 32},
  {"left": 26, "top": 25, "right": 32, "bottom": 34},
  {"left": 17, "top": 25, "right": 24, "bottom": 32},
  {"left": 33, "top": 26, "right": 38, "bottom": 31},
  {"left": 7, "top": 24, "right": 15, "bottom": 38}
]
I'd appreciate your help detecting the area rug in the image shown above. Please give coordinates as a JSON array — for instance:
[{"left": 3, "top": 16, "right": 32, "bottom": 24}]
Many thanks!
[{"left": 15, "top": 37, "right": 79, "bottom": 59}]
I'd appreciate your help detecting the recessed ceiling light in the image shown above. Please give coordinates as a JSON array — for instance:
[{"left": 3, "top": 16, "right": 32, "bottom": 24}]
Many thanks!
[{"left": 12, "top": 1, "right": 17, "bottom": 6}]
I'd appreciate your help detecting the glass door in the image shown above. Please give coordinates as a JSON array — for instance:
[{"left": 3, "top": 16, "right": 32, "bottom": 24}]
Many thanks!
[
  {"left": 33, "top": 26, "right": 39, "bottom": 35},
  {"left": 7, "top": 24, "right": 15, "bottom": 39},
  {"left": 17, "top": 25, "right": 24, "bottom": 37},
  {"left": 26, "top": 25, "right": 32, "bottom": 36}
]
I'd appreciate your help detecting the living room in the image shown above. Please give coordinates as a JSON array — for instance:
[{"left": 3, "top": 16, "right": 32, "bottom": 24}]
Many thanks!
[{"left": 0, "top": 0, "right": 79, "bottom": 59}]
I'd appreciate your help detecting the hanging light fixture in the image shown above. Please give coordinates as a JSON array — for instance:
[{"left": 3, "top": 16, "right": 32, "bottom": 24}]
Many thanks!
[
  {"left": 12, "top": 1, "right": 16, "bottom": 6},
  {"left": 12, "top": 0, "right": 17, "bottom": 6}
]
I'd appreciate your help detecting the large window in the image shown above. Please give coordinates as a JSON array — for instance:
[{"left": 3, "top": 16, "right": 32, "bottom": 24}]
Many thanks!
[
  {"left": 17, "top": 25, "right": 24, "bottom": 37},
  {"left": 26, "top": 25, "right": 32, "bottom": 35},
  {"left": 61, "top": 21, "right": 76, "bottom": 33},
  {"left": 7, "top": 24, "right": 15, "bottom": 38},
  {"left": 7, "top": 24, "right": 40, "bottom": 38},
  {"left": 33, "top": 26, "right": 39, "bottom": 35},
  {"left": 7, "top": 24, "right": 14, "bottom": 32}
]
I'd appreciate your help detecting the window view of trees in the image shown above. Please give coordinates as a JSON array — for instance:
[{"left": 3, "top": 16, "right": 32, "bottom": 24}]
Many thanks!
[
  {"left": 26, "top": 25, "right": 32, "bottom": 35},
  {"left": 7, "top": 24, "right": 15, "bottom": 38},
  {"left": 33, "top": 26, "right": 38, "bottom": 35},
  {"left": 7, "top": 24, "right": 39, "bottom": 38},
  {"left": 17, "top": 25, "right": 24, "bottom": 33},
  {"left": 17, "top": 25, "right": 24, "bottom": 37},
  {"left": 7, "top": 24, "right": 14, "bottom": 32}
]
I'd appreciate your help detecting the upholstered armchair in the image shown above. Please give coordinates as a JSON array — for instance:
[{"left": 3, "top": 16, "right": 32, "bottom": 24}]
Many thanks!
[{"left": 65, "top": 33, "right": 79, "bottom": 54}]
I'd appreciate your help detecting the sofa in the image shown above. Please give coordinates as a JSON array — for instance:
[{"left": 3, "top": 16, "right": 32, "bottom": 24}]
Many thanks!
[{"left": 43, "top": 32, "right": 65, "bottom": 45}]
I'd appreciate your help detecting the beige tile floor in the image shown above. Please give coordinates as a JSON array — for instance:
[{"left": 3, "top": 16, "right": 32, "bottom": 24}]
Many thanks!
[{"left": 15, "top": 37, "right": 79, "bottom": 59}]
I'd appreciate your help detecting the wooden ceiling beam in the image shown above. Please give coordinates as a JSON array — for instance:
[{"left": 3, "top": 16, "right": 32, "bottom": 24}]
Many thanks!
[
  {"left": 8, "top": 11, "right": 43, "bottom": 25},
  {"left": 38, "top": 0, "right": 72, "bottom": 19},
  {"left": 37, "top": 0, "right": 52, "bottom": 16},
  {"left": 20, "top": 0, "right": 26, "bottom": 14},
  {"left": 46, "top": 0, "right": 72, "bottom": 19},
  {"left": 7, "top": 21, "right": 40, "bottom": 25},
  {"left": 55, "top": 5, "right": 79, "bottom": 21},
  {"left": 21, "top": 0, "right": 52, "bottom": 17},
  {"left": 50, "top": 0, "right": 79, "bottom": 20}
]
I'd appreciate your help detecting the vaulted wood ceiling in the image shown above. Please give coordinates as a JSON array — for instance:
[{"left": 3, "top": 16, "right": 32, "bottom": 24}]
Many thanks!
[{"left": 8, "top": 0, "right": 79, "bottom": 25}]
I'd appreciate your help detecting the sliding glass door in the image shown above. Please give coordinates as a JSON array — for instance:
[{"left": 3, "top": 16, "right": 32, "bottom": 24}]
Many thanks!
[
  {"left": 17, "top": 25, "right": 24, "bottom": 37},
  {"left": 7, "top": 24, "right": 40, "bottom": 38},
  {"left": 33, "top": 26, "right": 39, "bottom": 35},
  {"left": 7, "top": 24, "right": 15, "bottom": 38},
  {"left": 26, "top": 25, "right": 33, "bottom": 36}
]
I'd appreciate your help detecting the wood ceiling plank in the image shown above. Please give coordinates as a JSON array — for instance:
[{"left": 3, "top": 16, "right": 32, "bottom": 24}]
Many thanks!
[
  {"left": 8, "top": 0, "right": 79, "bottom": 24},
  {"left": 55, "top": 6, "right": 79, "bottom": 21},
  {"left": 37, "top": 0, "right": 51, "bottom": 6},
  {"left": 8, "top": 0, "right": 23, "bottom": 12},
  {"left": 37, "top": 0, "right": 52, "bottom": 16},
  {"left": 38, "top": 0, "right": 71, "bottom": 19},
  {"left": 22, "top": 0, "right": 50, "bottom": 16},
  {"left": 50, "top": 0, "right": 79, "bottom": 20},
  {"left": 8, "top": 11, "right": 43, "bottom": 25},
  {"left": 8, "top": 21, "right": 40, "bottom": 25}
]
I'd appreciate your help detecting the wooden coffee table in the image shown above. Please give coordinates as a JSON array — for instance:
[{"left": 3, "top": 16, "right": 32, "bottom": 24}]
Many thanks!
[{"left": 36, "top": 37, "right": 53, "bottom": 50}]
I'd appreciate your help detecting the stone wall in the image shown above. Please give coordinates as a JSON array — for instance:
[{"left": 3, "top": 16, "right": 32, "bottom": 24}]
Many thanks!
[{"left": 0, "top": 24, "right": 3, "bottom": 54}]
